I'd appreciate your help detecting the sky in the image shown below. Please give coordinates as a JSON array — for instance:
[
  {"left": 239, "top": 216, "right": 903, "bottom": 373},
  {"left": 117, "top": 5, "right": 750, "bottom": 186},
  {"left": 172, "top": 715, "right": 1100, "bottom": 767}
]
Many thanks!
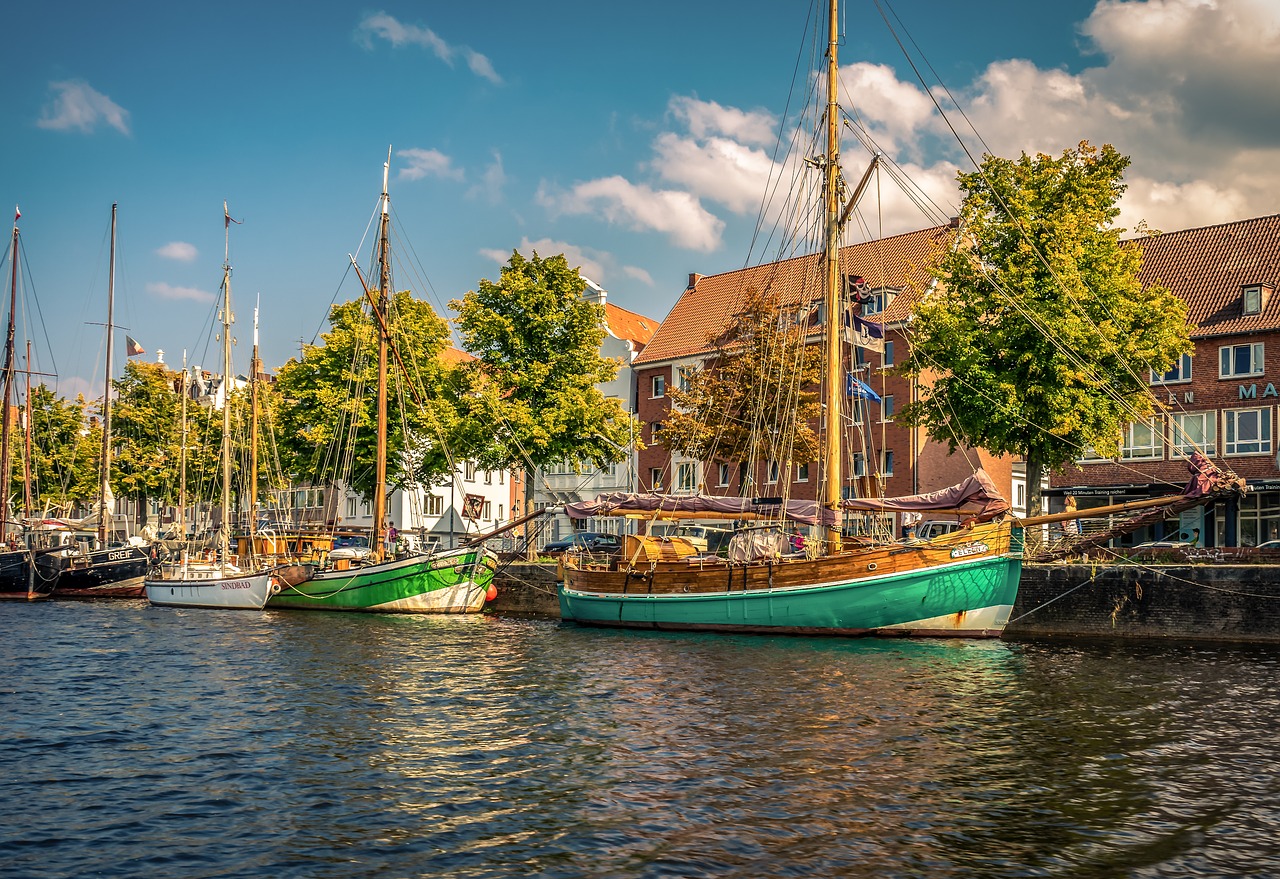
[{"left": 4, "top": 0, "right": 1280, "bottom": 403}]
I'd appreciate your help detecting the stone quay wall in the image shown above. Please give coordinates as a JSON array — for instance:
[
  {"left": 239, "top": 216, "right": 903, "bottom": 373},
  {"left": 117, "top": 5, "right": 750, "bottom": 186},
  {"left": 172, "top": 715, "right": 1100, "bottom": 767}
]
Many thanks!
[{"left": 489, "top": 561, "right": 1280, "bottom": 644}]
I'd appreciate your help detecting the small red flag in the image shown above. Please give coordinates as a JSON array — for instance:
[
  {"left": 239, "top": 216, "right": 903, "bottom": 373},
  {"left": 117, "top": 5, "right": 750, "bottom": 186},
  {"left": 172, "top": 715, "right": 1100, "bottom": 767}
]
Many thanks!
[{"left": 13, "top": 206, "right": 19, "bottom": 222}]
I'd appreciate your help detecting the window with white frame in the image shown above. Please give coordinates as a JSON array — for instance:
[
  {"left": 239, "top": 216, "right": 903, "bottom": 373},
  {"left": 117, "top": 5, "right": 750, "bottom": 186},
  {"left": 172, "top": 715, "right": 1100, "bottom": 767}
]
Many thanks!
[
  {"left": 881, "top": 395, "right": 894, "bottom": 420},
  {"left": 346, "top": 496, "right": 357, "bottom": 517},
  {"left": 717, "top": 463, "right": 731, "bottom": 487},
  {"left": 1243, "top": 285, "right": 1264, "bottom": 316},
  {"left": 426, "top": 495, "right": 443, "bottom": 516},
  {"left": 464, "top": 461, "right": 476, "bottom": 481},
  {"left": 882, "top": 341, "right": 894, "bottom": 368},
  {"left": 860, "top": 287, "right": 897, "bottom": 316},
  {"left": 676, "top": 462, "right": 697, "bottom": 491},
  {"left": 766, "top": 460, "right": 780, "bottom": 484},
  {"left": 1121, "top": 418, "right": 1164, "bottom": 459},
  {"left": 1151, "top": 353, "right": 1192, "bottom": 385},
  {"left": 650, "top": 468, "right": 663, "bottom": 491},
  {"left": 852, "top": 453, "right": 866, "bottom": 477},
  {"left": 881, "top": 450, "right": 894, "bottom": 476},
  {"left": 484, "top": 470, "right": 492, "bottom": 485},
  {"left": 651, "top": 374, "right": 666, "bottom": 398},
  {"left": 1225, "top": 407, "right": 1272, "bottom": 455},
  {"left": 1220, "top": 343, "right": 1264, "bottom": 378},
  {"left": 482, "top": 501, "right": 492, "bottom": 520},
  {"left": 677, "top": 366, "right": 694, "bottom": 392},
  {"left": 1170, "top": 411, "right": 1216, "bottom": 457},
  {"left": 796, "top": 462, "right": 809, "bottom": 482}
]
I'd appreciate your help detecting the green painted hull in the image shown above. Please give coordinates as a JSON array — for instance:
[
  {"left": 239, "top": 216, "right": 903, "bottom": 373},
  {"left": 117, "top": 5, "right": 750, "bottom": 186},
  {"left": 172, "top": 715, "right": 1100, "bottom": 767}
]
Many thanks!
[
  {"left": 267, "top": 547, "right": 496, "bottom": 613},
  {"left": 560, "top": 551, "right": 1023, "bottom": 637}
]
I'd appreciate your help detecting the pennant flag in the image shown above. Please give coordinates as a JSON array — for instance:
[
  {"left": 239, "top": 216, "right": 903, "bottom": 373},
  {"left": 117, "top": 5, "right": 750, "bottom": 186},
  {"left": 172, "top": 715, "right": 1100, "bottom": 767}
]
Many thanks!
[
  {"left": 846, "top": 373, "right": 882, "bottom": 403},
  {"left": 850, "top": 313, "right": 885, "bottom": 353},
  {"left": 125, "top": 335, "right": 145, "bottom": 357},
  {"left": 13, "top": 206, "right": 20, "bottom": 222}
]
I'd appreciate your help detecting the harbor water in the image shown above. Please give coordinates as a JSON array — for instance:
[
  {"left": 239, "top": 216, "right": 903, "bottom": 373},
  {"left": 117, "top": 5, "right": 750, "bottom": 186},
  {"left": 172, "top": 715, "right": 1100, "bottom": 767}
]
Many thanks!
[{"left": 3, "top": 600, "right": 1279, "bottom": 878}]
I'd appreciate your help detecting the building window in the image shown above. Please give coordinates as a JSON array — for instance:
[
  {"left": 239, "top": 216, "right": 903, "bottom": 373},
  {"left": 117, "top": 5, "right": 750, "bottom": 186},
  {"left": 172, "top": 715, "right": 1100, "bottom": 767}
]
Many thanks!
[
  {"left": 858, "top": 287, "right": 896, "bottom": 316},
  {"left": 718, "top": 463, "right": 731, "bottom": 487},
  {"left": 426, "top": 495, "right": 443, "bottom": 516},
  {"left": 766, "top": 460, "right": 779, "bottom": 484},
  {"left": 1220, "top": 343, "right": 1264, "bottom": 379},
  {"left": 345, "top": 496, "right": 357, "bottom": 517},
  {"left": 464, "top": 461, "right": 476, "bottom": 481},
  {"left": 881, "top": 450, "right": 894, "bottom": 476},
  {"left": 1170, "top": 411, "right": 1216, "bottom": 457},
  {"left": 1225, "top": 407, "right": 1272, "bottom": 455},
  {"left": 482, "top": 501, "right": 492, "bottom": 519},
  {"left": 1240, "top": 491, "right": 1280, "bottom": 547},
  {"left": 676, "top": 462, "right": 697, "bottom": 491},
  {"left": 650, "top": 468, "right": 663, "bottom": 491},
  {"left": 852, "top": 453, "right": 866, "bottom": 478},
  {"left": 497, "top": 504, "right": 504, "bottom": 521},
  {"left": 881, "top": 395, "right": 894, "bottom": 420},
  {"left": 1120, "top": 418, "right": 1164, "bottom": 460},
  {"left": 651, "top": 374, "right": 666, "bottom": 398},
  {"left": 796, "top": 462, "right": 809, "bottom": 482},
  {"left": 650, "top": 421, "right": 663, "bottom": 443},
  {"left": 499, "top": 470, "right": 504, "bottom": 485},
  {"left": 484, "top": 470, "right": 492, "bottom": 485},
  {"left": 882, "top": 341, "right": 894, "bottom": 368},
  {"left": 677, "top": 366, "right": 694, "bottom": 392},
  {"left": 1152, "top": 354, "right": 1192, "bottom": 385},
  {"left": 1243, "top": 285, "right": 1264, "bottom": 316}
]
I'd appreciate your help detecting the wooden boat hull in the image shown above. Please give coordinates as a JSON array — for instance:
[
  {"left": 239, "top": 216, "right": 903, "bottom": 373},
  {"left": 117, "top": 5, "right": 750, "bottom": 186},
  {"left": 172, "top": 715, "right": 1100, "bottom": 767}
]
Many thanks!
[
  {"left": 40, "top": 546, "right": 150, "bottom": 599},
  {"left": 265, "top": 547, "right": 497, "bottom": 613},
  {"left": 0, "top": 546, "right": 64, "bottom": 600},
  {"left": 144, "top": 569, "right": 279, "bottom": 610},
  {"left": 560, "top": 523, "right": 1023, "bottom": 638}
]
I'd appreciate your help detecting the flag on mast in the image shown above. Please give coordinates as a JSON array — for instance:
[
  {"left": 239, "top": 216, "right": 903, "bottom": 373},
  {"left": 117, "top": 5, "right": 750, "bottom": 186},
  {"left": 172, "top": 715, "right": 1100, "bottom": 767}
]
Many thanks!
[{"left": 126, "top": 335, "right": 145, "bottom": 357}]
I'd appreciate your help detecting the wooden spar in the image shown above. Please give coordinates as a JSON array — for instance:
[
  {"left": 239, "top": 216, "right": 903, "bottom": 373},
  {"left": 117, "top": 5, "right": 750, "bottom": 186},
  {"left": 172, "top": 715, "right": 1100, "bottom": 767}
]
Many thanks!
[
  {"left": 248, "top": 297, "right": 259, "bottom": 563},
  {"left": 178, "top": 352, "right": 187, "bottom": 537},
  {"left": 23, "top": 340, "right": 31, "bottom": 515},
  {"left": 98, "top": 203, "right": 117, "bottom": 544},
  {"left": 1018, "top": 493, "right": 1194, "bottom": 528},
  {"left": 821, "top": 0, "right": 842, "bottom": 552},
  {"left": 219, "top": 202, "right": 234, "bottom": 561},
  {"left": 372, "top": 151, "right": 391, "bottom": 562},
  {"left": 463, "top": 507, "right": 546, "bottom": 545},
  {"left": 2, "top": 213, "right": 18, "bottom": 530}
]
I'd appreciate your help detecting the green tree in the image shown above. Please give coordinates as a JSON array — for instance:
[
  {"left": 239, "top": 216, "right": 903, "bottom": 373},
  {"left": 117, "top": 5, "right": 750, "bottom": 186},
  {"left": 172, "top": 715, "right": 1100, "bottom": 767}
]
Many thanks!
[
  {"left": 25, "top": 386, "right": 99, "bottom": 512},
  {"left": 112, "top": 360, "right": 184, "bottom": 525},
  {"left": 273, "top": 291, "right": 457, "bottom": 501},
  {"left": 661, "top": 286, "right": 822, "bottom": 493},
  {"left": 899, "top": 141, "right": 1191, "bottom": 517},
  {"left": 451, "top": 251, "right": 636, "bottom": 510}
]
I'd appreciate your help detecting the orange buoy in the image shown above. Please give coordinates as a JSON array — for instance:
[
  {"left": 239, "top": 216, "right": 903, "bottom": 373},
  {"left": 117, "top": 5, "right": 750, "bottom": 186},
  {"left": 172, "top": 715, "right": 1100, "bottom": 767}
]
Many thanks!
[{"left": 485, "top": 584, "right": 498, "bottom": 602}]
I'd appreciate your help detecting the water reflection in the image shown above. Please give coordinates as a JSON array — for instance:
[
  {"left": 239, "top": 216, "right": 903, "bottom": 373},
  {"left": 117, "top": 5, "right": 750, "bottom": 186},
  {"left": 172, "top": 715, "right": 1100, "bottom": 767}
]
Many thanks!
[{"left": 2, "top": 604, "right": 1279, "bottom": 878}]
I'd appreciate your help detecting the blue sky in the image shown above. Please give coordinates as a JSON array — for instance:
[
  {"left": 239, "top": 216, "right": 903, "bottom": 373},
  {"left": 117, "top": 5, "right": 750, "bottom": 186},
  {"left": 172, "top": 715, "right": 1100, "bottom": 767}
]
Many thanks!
[{"left": 5, "top": 0, "right": 1279, "bottom": 402}]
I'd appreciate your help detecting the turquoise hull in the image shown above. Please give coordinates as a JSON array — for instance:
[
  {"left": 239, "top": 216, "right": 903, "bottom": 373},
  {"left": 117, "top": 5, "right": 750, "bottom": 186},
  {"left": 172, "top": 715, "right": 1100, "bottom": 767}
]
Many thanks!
[
  {"left": 560, "top": 551, "right": 1023, "bottom": 637},
  {"left": 268, "top": 547, "right": 496, "bottom": 613}
]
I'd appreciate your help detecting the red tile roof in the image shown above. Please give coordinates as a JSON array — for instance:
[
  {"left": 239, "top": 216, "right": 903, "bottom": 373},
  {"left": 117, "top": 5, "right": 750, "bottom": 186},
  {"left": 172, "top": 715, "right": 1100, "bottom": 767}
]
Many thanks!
[
  {"left": 1134, "top": 214, "right": 1280, "bottom": 338},
  {"left": 604, "top": 301, "right": 659, "bottom": 350},
  {"left": 440, "top": 346, "right": 475, "bottom": 365},
  {"left": 635, "top": 224, "right": 954, "bottom": 365}
]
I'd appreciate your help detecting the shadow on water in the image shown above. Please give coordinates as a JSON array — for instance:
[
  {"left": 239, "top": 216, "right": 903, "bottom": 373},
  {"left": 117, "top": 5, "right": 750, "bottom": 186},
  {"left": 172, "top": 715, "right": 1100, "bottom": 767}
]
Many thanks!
[{"left": 2, "top": 602, "right": 1279, "bottom": 878}]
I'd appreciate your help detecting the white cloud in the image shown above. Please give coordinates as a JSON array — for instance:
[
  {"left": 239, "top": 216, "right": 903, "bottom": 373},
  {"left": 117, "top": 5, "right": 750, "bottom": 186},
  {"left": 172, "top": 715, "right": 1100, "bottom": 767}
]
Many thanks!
[
  {"left": 467, "top": 150, "right": 507, "bottom": 203},
  {"left": 356, "top": 12, "right": 502, "bottom": 84},
  {"left": 668, "top": 96, "right": 777, "bottom": 147},
  {"left": 147, "top": 281, "right": 215, "bottom": 303},
  {"left": 156, "top": 241, "right": 198, "bottom": 262},
  {"left": 397, "top": 147, "right": 464, "bottom": 182},
  {"left": 37, "top": 80, "right": 130, "bottom": 135},
  {"left": 480, "top": 237, "right": 654, "bottom": 288},
  {"left": 538, "top": 177, "right": 725, "bottom": 252}
]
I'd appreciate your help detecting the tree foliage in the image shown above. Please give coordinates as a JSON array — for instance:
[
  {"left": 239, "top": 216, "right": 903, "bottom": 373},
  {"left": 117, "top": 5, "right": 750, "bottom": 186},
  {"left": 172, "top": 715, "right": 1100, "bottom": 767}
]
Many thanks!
[
  {"left": 273, "top": 291, "right": 457, "bottom": 501},
  {"left": 24, "top": 386, "right": 99, "bottom": 512},
  {"left": 112, "top": 360, "right": 184, "bottom": 516},
  {"left": 898, "top": 141, "right": 1191, "bottom": 515},
  {"left": 661, "top": 286, "right": 822, "bottom": 488},
  {"left": 451, "top": 251, "right": 636, "bottom": 474}
]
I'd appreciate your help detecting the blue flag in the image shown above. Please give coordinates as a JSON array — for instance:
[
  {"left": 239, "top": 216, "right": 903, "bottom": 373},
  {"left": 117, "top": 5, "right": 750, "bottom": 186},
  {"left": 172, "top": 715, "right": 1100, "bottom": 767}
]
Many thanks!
[{"left": 846, "top": 373, "right": 881, "bottom": 403}]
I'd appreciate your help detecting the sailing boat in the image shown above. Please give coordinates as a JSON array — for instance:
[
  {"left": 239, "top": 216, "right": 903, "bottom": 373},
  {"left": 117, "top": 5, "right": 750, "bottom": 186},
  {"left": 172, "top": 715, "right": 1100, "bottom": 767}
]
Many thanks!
[
  {"left": 39, "top": 204, "right": 151, "bottom": 599},
  {"left": 556, "top": 1, "right": 1244, "bottom": 637},
  {"left": 266, "top": 156, "right": 497, "bottom": 613},
  {"left": 0, "top": 207, "right": 61, "bottom": 601},
  {"left": 145, "top": 204, "right": 311, "bottom": 610}
]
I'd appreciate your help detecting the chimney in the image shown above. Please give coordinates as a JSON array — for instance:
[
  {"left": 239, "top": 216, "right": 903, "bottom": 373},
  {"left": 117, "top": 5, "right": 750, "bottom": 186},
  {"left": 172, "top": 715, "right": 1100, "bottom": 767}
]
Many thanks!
[
  {"left": 948, "top": 216, "right": 960, "bottom": 228},
  {"left": 687, "top": 273, "right": 703, "bottom": 292}
]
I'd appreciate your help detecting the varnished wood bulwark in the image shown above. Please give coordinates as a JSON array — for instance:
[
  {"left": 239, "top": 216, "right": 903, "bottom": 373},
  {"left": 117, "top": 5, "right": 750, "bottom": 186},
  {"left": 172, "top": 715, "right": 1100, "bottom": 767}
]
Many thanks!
[{"left": 564, "top": 522, "right": 1015, "bottom": 595}]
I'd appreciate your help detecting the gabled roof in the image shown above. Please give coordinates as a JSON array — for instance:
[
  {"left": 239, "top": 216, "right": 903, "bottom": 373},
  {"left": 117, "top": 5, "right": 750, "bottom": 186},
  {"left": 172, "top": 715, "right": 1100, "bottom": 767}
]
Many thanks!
[
  {"left": 634, "top": 224, "right": 954, "bottom": 366},
  {"left": 1134, "top": 214, "right": 1280, "bottom": 338},
  {"left": 440, "top": 346, "right": 475, "bottom": 365},
  {"left": 604, "top": 302, "right": 658, "bottom": 350}
]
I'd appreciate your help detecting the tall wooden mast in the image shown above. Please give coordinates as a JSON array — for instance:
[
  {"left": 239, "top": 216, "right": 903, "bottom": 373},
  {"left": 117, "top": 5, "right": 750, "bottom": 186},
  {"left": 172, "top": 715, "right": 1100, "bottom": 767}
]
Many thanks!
[
  {"left": 248, "top": 296, "right": 259, "bottom": 560},
  {"left": 218, "top": 202, "right": 235, "bottom": 561},
  {"left": 98, "top": 203, "right": 118, "bottom": 545},
  {"left": 178, "top": 351, "right": 188, "bottom": 537},
  {"left": 372, "top": 152, "right": 391, "bottom": 560},
  {"left": 2, "top": 211, "right": 19, "bottom": 530},
  {"left": 821, "top": 0, "right": 843, "bottom": 551}
]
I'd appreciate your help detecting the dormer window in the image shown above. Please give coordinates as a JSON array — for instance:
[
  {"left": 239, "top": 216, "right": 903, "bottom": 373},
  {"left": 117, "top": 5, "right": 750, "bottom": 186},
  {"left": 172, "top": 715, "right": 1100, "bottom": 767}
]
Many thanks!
[{"left": 1242, "top": 283, "right": 1273, "bottom": 316}]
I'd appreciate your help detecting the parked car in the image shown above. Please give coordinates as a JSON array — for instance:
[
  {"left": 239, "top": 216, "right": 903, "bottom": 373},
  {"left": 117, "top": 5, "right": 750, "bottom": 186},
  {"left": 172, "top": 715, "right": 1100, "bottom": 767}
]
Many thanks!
[
  {"left": 330, "top": 533, "right": 373, "bottom": 561},
  {"left": 1256, "top": 539, "right": 1280, "bottom": 550},
  {"left": 542, "top": 532, "right": 622, "bottom": 555},
  {"left": 915, "top": 520, "right": 960, "bottom": 542}
]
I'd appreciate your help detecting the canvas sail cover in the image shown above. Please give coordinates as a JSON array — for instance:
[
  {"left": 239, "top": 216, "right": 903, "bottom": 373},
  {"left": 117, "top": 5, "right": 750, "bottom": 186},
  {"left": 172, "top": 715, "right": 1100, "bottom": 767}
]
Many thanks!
[{"left": 839, "top": 469, "right": 1011, "bottom": 522}]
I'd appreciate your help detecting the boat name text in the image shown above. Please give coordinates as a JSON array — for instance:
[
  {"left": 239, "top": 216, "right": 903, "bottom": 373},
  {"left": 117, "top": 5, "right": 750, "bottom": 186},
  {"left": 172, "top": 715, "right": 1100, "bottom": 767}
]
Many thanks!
[
  {"left": 220, "top": 581, "right": 253, "bottom": 590},
  {"left": 949, "top": 542, "right": 989, "bottom": 559}
]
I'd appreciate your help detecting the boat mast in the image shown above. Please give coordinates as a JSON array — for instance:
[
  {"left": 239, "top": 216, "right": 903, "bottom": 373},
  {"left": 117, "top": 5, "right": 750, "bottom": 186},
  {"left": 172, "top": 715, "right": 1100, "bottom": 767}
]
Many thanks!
[
  {"left": 98, "top": 203, "right": 117, "bottom": 545},
  {"left": 821, "top": 0, "right": 843, "bottom": 552},
  {"left": 1, "top": 210, "right": 19, "bottom": 531},
  {"left": 219, "top": 202, "right": 235, "bottom": 562},
  {"left": 178, "top": 350, "right": 187, "bottom": 537},
  {"left": 372, "top": 152, "right": 391, "bottom": 561},
  {"left": 23, "top": 340, "right": 32, "bottom": 516},
  {"left": 248, "top": 295, "right": 259, "bottom": 561}
]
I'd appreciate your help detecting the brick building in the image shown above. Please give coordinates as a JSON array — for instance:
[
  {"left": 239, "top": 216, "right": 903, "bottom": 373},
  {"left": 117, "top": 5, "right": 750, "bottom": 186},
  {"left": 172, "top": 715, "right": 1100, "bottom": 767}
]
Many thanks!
[
  {"left": 1052, "top": 214, "right": 1280, "bottom": 548},
  {"left": 632, "top": 223, "right": 1018, "bottom": 534}
]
